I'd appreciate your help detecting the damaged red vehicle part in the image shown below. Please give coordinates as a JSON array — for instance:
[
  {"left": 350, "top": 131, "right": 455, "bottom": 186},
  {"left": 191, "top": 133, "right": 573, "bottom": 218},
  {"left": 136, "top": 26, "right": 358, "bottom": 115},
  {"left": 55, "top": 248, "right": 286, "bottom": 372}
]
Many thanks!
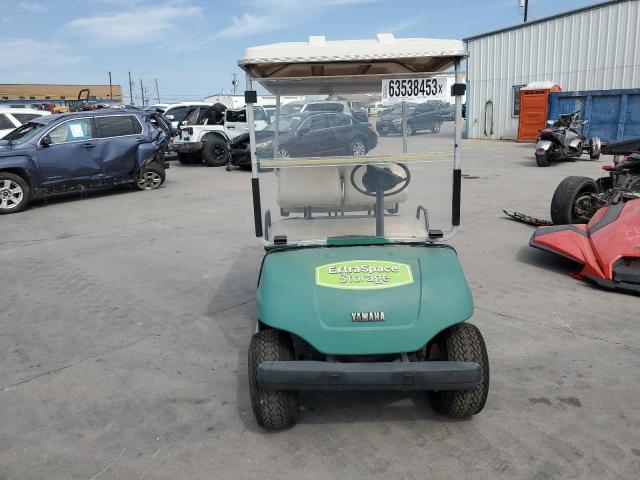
[{"left": 530, "top": 199, "right": 640, "bottom": 295}]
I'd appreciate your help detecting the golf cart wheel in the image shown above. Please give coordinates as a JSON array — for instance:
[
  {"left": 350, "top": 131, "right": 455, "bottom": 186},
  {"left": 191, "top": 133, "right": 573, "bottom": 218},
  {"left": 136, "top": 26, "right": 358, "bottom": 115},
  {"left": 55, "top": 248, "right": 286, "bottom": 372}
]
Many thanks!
[
  {"left": 202, "top": 137, "right": 229, "bottom": 167},
  {"left": 136, "top": 163, "right": 165, "bottom": 190},
  {"left": 429, "top": 323, "right": 489, "bottom": 418},
  {"left": 535, "top": 151, "right": 550, "bottom": 167},
  {"left": 349, "top": 138, "right": 367, "bottom": 156},
  {"left": 0, "top": 172, "right": 31, "bottom": 214},
  {"left": 550, "top": 176, "right": 598, "bottom": 224},
  {"left": 248, "top": 329, "right": 299, "bottom": 430}
]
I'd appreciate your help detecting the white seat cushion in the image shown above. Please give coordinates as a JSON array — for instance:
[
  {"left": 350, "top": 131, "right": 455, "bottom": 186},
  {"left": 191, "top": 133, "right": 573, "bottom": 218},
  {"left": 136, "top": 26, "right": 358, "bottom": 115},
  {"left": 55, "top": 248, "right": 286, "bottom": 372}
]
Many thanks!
[
  {"left": 277, "top": 167, "right": 343, "bottom": 208},
  {"left": 342, "top": 165, "right": 409, "bottom": 208}
]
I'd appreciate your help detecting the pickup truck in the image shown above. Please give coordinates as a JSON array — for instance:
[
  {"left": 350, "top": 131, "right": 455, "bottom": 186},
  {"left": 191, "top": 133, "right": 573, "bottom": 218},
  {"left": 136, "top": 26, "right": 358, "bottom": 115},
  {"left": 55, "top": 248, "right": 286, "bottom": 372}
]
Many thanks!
[{"left": 172, "top": 105, "right": 269, "bottom": 166}]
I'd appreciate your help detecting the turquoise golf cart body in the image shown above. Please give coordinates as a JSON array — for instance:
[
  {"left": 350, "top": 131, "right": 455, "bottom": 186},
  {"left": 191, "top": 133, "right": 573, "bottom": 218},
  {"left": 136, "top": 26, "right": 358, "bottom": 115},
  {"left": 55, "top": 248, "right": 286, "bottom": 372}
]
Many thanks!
[{"left": 239, "top": 33, "right": 489, "bottom": 429}]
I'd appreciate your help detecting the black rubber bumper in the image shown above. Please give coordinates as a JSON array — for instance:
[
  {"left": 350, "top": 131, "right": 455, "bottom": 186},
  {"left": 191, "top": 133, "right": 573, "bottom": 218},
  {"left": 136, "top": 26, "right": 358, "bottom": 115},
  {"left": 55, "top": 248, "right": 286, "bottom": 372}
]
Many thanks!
[{"left": 257, "top": 360, "right": 481, "bottom": 391}]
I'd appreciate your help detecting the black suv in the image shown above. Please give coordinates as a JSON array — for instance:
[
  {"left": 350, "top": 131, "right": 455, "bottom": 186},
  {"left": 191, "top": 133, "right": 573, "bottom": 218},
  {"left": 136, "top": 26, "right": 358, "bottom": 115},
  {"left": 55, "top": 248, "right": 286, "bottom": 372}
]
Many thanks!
[{"left": 376, "top": 101, "right": 447, "bottom": 136}]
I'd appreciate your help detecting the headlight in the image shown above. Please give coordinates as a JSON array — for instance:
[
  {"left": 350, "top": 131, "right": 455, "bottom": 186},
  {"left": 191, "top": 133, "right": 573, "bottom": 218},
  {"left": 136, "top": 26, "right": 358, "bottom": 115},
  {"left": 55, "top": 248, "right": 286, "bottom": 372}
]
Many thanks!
[{"left": 392, "top": 118, "right": 402, "bottom": 124}]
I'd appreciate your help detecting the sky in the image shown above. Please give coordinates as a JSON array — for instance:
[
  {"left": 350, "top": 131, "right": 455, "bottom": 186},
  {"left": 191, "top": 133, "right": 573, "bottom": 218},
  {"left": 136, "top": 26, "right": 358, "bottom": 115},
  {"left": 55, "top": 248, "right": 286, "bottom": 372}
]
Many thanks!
[{"left": 1, "top": 0, "right": 602, "bottom": 103}]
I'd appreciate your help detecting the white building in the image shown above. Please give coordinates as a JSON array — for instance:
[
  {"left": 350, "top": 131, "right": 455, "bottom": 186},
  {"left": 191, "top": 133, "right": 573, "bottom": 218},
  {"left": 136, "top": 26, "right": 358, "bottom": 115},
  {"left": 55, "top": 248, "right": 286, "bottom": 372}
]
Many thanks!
[{"left": 464, "top": 0, "right": 640, "bottom": 140}]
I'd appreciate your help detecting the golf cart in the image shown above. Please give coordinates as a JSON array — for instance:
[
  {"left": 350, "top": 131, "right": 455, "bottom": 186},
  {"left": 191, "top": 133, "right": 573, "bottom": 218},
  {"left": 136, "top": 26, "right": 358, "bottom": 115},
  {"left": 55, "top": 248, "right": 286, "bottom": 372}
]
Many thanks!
[{"left": 240, "top": 34, "right": 489, "bottom": 429}]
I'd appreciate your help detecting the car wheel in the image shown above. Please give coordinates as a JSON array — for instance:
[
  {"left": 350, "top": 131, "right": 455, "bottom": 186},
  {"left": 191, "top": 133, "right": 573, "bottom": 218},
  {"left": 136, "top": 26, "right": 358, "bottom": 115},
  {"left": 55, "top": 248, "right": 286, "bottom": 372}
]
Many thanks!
[
  {"left": 202, "top": 137, "right": 229, "bottom": 167},
  {"left": 0, "top": 173, "right": 31, "bottom": 214},
  {"left": 136, "top": 163, "right": 165, "bottom": 190},
  {"left": 428, "top": 323, "right": 489, "bottom": 418},
  {"left": 431, "top": 122, "right": 441, "bottom": 133},
  {"left": 550, "top": 176, "right": 599, "bottom": 224},
  {"left": 248, "top": 329, "right": 299, "bottom": 430},
  {"left": 535, "top": 150, "right": 551, "bottom": 167},
  {"left": 276, "top": 147, "right": 290, "bottom": 158},
  {"left": 406, "top": 122, "right": 415, "bottom": 136},
  {"left": 350, "top": 138, "right": 367, "bottom": 156}
]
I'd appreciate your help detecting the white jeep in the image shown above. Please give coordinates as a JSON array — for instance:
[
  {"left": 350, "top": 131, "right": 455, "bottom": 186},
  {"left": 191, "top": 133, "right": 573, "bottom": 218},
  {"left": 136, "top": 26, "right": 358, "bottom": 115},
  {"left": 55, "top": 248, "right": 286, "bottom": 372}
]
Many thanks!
[{"left": 172, "top": 105, "right": 269, "bottom": 166}]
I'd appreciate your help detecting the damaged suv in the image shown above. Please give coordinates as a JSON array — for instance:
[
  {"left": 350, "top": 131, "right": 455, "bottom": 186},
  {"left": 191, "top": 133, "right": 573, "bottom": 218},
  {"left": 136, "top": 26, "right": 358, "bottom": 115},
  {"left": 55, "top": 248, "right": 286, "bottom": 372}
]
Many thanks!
[{"left": 0, "top": 109, "right": 171, "bottom": 214}]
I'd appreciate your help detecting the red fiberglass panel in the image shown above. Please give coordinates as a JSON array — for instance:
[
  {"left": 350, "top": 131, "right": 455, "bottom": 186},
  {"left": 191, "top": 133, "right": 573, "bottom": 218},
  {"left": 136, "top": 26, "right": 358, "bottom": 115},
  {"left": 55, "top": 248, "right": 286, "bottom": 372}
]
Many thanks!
[
  {"left": 588, "top": 199, "right": 640, "bottom": 280},
  {"left": 531, "top": 224, "right": 605, "bottom": 279}
]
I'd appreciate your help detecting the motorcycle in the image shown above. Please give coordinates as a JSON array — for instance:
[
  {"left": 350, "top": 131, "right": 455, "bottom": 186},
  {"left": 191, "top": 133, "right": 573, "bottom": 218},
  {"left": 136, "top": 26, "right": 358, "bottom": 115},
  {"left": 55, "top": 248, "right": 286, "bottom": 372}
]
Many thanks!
[{"left": 534, "top": 111, "right": 601, "bottom": 167}]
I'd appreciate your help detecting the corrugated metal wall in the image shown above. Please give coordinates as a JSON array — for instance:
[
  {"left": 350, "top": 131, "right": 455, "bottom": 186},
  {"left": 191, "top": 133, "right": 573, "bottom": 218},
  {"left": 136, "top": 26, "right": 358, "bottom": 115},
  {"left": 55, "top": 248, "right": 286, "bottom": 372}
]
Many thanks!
[{"left": 465, "top": 0, "right": 640, "bottom": 140}]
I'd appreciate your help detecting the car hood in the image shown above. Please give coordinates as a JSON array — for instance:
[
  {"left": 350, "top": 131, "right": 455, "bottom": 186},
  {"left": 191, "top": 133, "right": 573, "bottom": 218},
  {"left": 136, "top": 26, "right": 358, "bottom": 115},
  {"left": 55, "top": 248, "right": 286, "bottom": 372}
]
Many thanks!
[
  {"left": 231, "top": 130, "right": 292, "bottom": 147},
  {"left": 379, "top": 112, "right": 400, "bottom": 121},
  {"left": 0, "top": 141, "right": 34, "bottom": 158}
]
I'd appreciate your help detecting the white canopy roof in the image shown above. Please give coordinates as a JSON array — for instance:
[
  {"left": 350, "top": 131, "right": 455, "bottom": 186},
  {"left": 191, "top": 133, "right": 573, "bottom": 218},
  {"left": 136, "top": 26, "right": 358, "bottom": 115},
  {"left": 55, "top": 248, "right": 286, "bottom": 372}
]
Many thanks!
[{"left": 238, "top": 33, "right": 468, "bottom": 81}]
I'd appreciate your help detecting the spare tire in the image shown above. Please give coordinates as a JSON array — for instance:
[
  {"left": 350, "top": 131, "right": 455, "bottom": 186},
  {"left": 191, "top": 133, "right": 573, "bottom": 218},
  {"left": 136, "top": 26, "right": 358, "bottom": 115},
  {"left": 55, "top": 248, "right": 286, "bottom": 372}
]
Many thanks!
[
  {"left": 202, "top": 137, "right": 229, "bottom": 167},
  {"left": 550, "top": 176, "right": 599, "bottom": 224}
]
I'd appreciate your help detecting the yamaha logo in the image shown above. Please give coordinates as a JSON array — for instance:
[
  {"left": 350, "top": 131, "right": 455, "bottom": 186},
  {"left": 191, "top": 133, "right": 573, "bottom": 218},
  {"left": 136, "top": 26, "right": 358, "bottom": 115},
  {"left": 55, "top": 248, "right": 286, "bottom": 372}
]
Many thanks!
[{"left": 351, "top": 312, "right": 385, "bottom": 322}]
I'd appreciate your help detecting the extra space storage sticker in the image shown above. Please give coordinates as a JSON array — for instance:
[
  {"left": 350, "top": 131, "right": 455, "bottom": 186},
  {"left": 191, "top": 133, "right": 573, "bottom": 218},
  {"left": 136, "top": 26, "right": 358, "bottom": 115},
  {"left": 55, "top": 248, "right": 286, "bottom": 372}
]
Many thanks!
[{"left": 315, "top": 260, "right": 413, "bottom": 290}]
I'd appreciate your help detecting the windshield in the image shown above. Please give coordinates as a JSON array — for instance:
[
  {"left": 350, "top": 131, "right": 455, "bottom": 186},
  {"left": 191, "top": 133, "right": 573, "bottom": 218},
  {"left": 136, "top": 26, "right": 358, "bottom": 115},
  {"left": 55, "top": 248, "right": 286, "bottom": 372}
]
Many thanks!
[
  {"left": 264, "top": 114, "right": 304, "bottom": 132},
  {"left": 251, "top": 74, "right": 458, "bottom": 246},
  {"left": 2, "top": 121, "right": 48, "bottom": 144},
  {"left": 280, "top": 103, "right": 303, "bottom": 115}
]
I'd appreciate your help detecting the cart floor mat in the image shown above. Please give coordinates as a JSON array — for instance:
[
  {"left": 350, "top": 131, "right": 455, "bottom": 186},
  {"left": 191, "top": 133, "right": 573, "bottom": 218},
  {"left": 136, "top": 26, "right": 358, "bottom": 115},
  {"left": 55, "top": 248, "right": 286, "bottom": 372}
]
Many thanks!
[{"left": 503, "top": 210, "right": 553, "bottom": 226}]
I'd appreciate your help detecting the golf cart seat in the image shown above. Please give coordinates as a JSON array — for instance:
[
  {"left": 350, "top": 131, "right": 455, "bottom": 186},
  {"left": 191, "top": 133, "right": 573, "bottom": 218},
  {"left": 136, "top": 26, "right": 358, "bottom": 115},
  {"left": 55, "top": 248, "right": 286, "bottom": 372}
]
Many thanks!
[
  {"left": 342, "top": 164, "right": 409, "bottom": 210},
  {"left": 277, "top": 166, "right": 343, "bottom": 209}
]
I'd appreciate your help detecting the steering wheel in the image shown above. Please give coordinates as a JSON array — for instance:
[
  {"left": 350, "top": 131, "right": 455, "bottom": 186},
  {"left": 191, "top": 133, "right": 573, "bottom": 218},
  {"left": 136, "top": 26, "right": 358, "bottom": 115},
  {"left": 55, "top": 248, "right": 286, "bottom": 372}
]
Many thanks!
[{"left": 350, "top": 163, "right": 411, "bottom": 197}]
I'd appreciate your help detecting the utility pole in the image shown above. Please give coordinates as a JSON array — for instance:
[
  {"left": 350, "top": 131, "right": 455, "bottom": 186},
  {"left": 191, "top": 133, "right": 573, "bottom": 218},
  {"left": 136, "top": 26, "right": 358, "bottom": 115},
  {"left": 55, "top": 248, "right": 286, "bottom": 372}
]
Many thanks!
[
  {"left": 520, "top": 0, "right": 529, "bottom": 22},
  {"left": 154, "top": 78, "right": 160, "bottom": 103},
  {"left": 140, "top": 79, "right": 145, "bottom": 106},
  {"left": 108, "top": 71, "right": 113, "bottom": 103},
  {"left": 128, "top": 71, "right": 134, "bottom": 105}
]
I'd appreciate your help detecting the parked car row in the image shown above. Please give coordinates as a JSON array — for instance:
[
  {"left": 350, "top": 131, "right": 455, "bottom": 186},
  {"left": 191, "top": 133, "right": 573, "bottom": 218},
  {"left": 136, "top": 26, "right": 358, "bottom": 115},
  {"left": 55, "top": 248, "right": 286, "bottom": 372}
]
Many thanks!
[
  {"left": 0, "top": 109, "right": 172, "bottom": 214},
  {"left": 0, "top": 108, "right": 51, "bottom": 139},
  {"left": 376, "top": 100, "right": 451, "bottom": 136}
]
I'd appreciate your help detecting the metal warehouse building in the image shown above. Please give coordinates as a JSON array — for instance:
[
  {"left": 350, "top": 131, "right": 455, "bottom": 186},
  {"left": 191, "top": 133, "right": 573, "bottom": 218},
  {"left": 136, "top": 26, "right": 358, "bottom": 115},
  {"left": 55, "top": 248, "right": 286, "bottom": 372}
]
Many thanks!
[{"left": 464, "top": 0, "right": 640, "bottom": 140}]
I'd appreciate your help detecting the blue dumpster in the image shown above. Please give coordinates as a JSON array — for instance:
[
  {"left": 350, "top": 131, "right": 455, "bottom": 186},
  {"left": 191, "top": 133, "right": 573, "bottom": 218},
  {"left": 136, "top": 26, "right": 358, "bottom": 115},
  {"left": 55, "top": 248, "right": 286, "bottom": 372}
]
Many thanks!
[{"left": 548, "top": 89, "right": 640, "bottom": 143}]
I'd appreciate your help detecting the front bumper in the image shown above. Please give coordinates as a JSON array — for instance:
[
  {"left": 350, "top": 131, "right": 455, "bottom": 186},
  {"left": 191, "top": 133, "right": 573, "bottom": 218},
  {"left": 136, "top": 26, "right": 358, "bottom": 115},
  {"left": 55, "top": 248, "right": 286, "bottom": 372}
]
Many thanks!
[
  {"left": 376, "top": 122, "right": 400, "bottom": 134},
  {"left": 172, "top": 141, "right": 202, "bottom": 154},
  {"left": 257, "top": 360, "right": 481, "bottom": 391},
  {"left": 230, "top": 148, "right": 251, "bottom": 166}
]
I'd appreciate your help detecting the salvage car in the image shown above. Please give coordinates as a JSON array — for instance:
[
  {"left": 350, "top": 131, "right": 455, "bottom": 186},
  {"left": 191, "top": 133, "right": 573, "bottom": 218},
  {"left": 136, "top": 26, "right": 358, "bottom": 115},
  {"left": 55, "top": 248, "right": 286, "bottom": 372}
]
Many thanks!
[
  {"left": 173, "top": 105, "right": 269, "bottom": 166},
  {"left": 163, "top": 102, "right": 211, "bottom": 129},
  {"left": 0, "top": 108, "right": 51, "bottom": 139},
  {"left": 0, "top": 109, "right": 171, "bottom": 214},
  {"left": 281, "top": 100, "right": 368, "bottom": 122},
  {"left": 376, "top": 101, "right": 445, "bottom": 135},
  {"left": 228, "top": 111, "right": 377, "bottom": 169}
]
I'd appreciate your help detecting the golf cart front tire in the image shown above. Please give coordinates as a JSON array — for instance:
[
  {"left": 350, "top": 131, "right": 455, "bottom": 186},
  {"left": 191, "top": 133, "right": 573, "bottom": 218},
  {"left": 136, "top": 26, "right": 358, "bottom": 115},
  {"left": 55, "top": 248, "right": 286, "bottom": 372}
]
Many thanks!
[
  {"left": 429, "top": 323, "right": 489, "bottom": 418},
  {"left": 248, "top": 329, "right": 299, "bottom": 430}
]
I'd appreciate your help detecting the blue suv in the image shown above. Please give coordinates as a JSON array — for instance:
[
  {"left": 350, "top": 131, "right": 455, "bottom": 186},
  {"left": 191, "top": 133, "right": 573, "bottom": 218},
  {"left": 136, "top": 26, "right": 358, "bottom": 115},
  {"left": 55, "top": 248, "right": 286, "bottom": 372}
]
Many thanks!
[{"left": 0, "top": 109, "right": 171, "bottom": 214}]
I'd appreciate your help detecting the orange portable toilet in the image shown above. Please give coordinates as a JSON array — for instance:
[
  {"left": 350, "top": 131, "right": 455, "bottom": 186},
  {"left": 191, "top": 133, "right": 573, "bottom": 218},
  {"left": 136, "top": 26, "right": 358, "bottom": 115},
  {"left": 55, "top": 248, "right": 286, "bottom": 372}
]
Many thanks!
[{"left": 517, "top": 82, "right": 561, "bottom": 141}]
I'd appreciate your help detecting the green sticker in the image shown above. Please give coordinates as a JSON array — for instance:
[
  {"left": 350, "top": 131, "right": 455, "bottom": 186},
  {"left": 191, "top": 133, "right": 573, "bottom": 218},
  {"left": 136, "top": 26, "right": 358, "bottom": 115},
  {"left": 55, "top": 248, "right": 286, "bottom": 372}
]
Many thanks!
[{"left": 315, "top": 260, "right": 413, "bottom": 290}]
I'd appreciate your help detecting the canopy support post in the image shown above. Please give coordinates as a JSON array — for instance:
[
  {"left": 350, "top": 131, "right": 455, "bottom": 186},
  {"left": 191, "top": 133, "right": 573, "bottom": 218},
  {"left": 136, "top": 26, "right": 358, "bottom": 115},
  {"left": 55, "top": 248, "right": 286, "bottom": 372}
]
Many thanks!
[{"left": 246, "top": 73, "right": 262, "bottom": 238}]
